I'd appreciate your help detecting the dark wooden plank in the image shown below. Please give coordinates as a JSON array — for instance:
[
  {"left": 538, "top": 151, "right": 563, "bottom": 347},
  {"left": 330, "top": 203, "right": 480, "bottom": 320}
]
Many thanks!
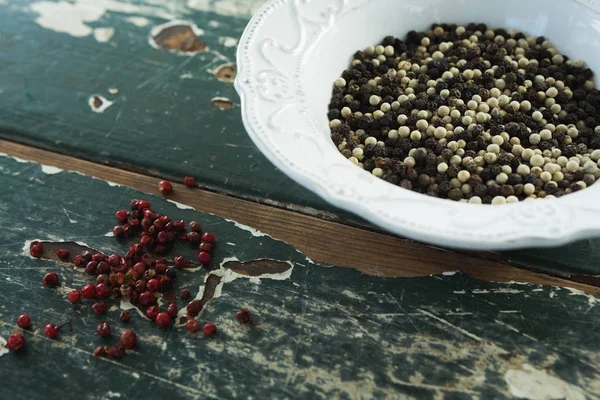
[
  {"left": 3, "top": 140, "right": 598, "bottom": 294},
  {"left": 1, "top": 154, "right": 600, "bottom": 399},
  {"left": 0, "top": 0, "right": 599, "bottom": 278}
]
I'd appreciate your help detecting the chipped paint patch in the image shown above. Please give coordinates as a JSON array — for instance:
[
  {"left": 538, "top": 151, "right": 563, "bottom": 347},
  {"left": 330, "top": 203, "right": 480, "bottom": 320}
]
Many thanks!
[
  {"left": 125, "top": 16, "right": 150, "bottom": 27},
  {"left": 31, "top": 1, "right": 105, "bottom": 37},
  {"left": 41, "top": 165, "right": 63, "bottom": 175},
  {"left": 442, "top": 271, "right": 458, "bottom": 276},
  {"left": 0, "top": 336, "right": 8, "bottom": 357},
  {"left": 186, "top": 0, "right": 264, "bottom": 17},
  {"left": 120, "top": 299, "right": 149, "bottom": 320},
  {"left": 565, "top": 287, "right": 599, "bottom": 307},
  {"left": 223, "top": 218, "right": 268, "bottom": 237},
  {"left": 505, "top": 364, "right": 586, "bottom": 400},
  {"left": 179, "top": 72, "right": 194, "bottom": 79},
  {"left": 167, "top": 199, "right": 195, "bottom": 210},
  {"left": 218, "top": 36, "right": 239, "bottom": 47},
  {"left": 108, "top": 87, "right": 119, "bottom": 94},
  {"left": 149, "top": 20, "right": 206, "bottom": 55},
  {"left": 211, "top": 63, "right": 236, "bottom": 82},
  {"left": 88, "top": 95, "right": 113, "bottom": 113},
  {"left": 31, "top": 0, "right": 176, "bottom": 38},
  {"left": 210, "top": 97, "right": 234, "bottom": 110},
  {"left": 93, "top": 27, "right": 115, "bottom": 42}
]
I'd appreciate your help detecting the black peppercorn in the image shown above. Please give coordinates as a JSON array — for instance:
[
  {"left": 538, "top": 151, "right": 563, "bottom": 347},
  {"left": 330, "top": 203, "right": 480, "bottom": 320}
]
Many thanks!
[{"left": 448, "top": 188, "right": 464, "bottom": 201}]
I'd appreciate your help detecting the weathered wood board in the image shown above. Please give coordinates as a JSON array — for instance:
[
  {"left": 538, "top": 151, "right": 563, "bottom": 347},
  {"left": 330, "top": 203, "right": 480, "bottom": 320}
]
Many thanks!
[{"left": 0, "top": 154, "right": 599, "bottom": 399}]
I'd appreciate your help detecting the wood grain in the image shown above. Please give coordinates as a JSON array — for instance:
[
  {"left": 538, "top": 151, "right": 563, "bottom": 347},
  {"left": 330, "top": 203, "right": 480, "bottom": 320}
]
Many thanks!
[{"left": 2, "top": 139, "right": 598, "bottom": 294}]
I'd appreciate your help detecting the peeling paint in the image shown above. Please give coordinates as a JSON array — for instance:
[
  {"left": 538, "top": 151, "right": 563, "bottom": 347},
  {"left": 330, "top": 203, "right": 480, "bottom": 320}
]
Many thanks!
[
  {"left": 223, "top": 218, "right": 268, "bottom": 237},
  {"left": 218, "top": 36, "right": 239, "bottom": 47},
  {"left": 186, "top": 0, "right": 264, "bottom": 17},
  {"left": 93, "top": 27, "right": 115, "bottom": 43},
  {"left": 565, "top": 287, "right": 599, "bottom": 307},
  {"left": 167, "top": 199, "right": 195, "bottom": 210},
  {"left": 125, "top": 16, "right": 150, "bottom": 27},
  {"left": 88, "top": 95, "right": 113, "bottom": 113},
  {"left": 210, "top": 97, "right": 234, "bottom": 110},
  {"left": 0, "top": 336, "right": 8, "bottom": 357},
  {"left": 505, "top": 364, "right": 586, "bottom": 400},
  {"left": 211, "top": 63, "right": 236, "bottom": 82},
  {"left": 31, "top": 0, "right": 176, "bottom": 38},
  {"left": 149, "top": 20, "right": 206, "bottom": 55},
  {"left": 41, "top": 165, "right": 63, "bottom": 175}
]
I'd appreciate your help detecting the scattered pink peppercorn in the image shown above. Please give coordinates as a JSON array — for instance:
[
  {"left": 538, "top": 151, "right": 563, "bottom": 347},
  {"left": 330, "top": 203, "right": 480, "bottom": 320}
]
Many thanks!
[
  {"left": 140, "top": 234, "right": 153, "bottom": 247},
  {"left": 92, "top": 253, "right": 105, "bottom": 262},
  {"left": 186, "top": 319, "right": 200, "bottom": 333},
  {"left": 84, "top": 261, "right": 98, "bottom": 275},
  {"left": 74, "top": 254, "right": 85, "bottom": 267},
  {"left": 146, "top": 278, "right": 161, "bottom": 293},
  {"left": 17, "top": 314, "right": 31, "bottom": 329},
  {"left": 189, "top": 221, "right": 202, "bottom": 233},
  {"left": 93, "top": 346, "right": 107, "bottom": 358},
  {"left": 42, "top": 272, "right": 60, "bottom": 287},
  {"left": 96, "top": 321, "right": 111, "bottom": 337},
  {"left": 155, "top": 263, "right": 167, "bottom": 275},
  {"left": 113, "top": 225, "right": 126, "bottom": 238},
  {"left": 174, "top": 220, "right": 185, "bottom": 231},
  {"left": 120, "top": 330, "right": 137, "bottom": 349},
  {"left": 186, "top": 300, "right": 203, "bottom": 316},
  {"left": 30, "top": 241, "right": 44, "bottom": 258},
  {"left": 145, "top": 306, "right": 160, "bottom": 321},
  {"left": 236, "top": 309, "right": 251, "bottom": 324},
  {"left": 115, "top": 210, "right": 129, "bottom": 223},
  {"left": 187, "top": 232, "right": 201, "bottom": 244},
  {"left": 120, "top": 310, "right": 132, "bottom": 322},
  {"left": 106, "top": 344, "right": 126, "bottom": 359},
  {"left": 197, "top": 252, "right": 211, "bottom": 266},
  {"left": 108, "top": 253, "right": 122, "bottom": 267},
  {"left": 157, "top": 231, "right": 169, "bottom": 245},
  {"left": 68, "top": 289, "right": 81, "bottom": 304},
  {"left": 56, "top": 249, "right": 70, "bottom": 260},
  {"left": 167, "top": 303, "right": 178, "bottom": 318},
  {"left": 92, "top": 301, "right": 108, "bottom": 315},
  {"left": 201, "top": 232, "right": 216, "bottom": 244},
  {"left": 95, "top": 283, "right": 111, "bottom": 299},
  {"left": 174, "top": 255, "right": 187, "bottom": 269},
  {"left": 199, "top": 242, "right": 212, "bottom": 253},
  {"left": 158, "top": 180, "right": 173, "bottom": 195},
  {"left": 202, "top": 323, "right": 217, "bottom": 336},
  {"left": 6, "top": 333, "right": 25, "bottom": 351},
  {"left": 139, "top": 291, "right": 156, "bottom": 306},
  {"left": 137, "top": 200, "right": 151, "bottom": 210},
  {"left": 180, "top": 289, "right": 191, "bottom": 300},
  {"left": 81, "top": 284, "right": 95, "bottom": 299},
  {"left": 44, "top": 323, "right": 59, "bottom": 339},
  {"left": 155, "top": 312, "right": 171, "bottom": 327},
  {"left": 97, "top": 261, "right": 110, "bottom": 274},
  {"left": 132, "top": 262, "right": 146, "bottom": 276},
  {"left": 184, "top": 176, "right": 196, "bottom": 188}
]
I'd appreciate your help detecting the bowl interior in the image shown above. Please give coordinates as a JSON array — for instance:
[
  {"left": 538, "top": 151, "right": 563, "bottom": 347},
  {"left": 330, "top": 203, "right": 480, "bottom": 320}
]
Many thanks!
[{"left": 302, "top": 0, "right": 600, "bottom": 199}]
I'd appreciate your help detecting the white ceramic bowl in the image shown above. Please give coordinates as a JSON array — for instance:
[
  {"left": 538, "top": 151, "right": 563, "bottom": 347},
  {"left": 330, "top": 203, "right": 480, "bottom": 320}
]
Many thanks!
[{"left": 235, "top": 0, "right": 600, "bottom": 250}]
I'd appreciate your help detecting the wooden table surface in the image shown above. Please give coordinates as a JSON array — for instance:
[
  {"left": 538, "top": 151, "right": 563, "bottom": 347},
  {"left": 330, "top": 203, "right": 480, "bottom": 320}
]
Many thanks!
[{"left": 1, "top": 1, "right": 600, "bottom": 399}]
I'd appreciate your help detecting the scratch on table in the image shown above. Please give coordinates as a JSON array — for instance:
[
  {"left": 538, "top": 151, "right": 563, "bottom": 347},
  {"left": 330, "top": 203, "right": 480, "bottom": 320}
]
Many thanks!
[{"left": 419, "top": 309, "right": 486, "bottom": 343}]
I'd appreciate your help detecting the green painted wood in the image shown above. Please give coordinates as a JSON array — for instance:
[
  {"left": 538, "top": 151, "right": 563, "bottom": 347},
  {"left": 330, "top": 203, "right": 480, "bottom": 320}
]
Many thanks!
[
  {"left": 1, "top": 155, "right": 600, "bottom": 399},
  {"left": 0, "top": 0, "right": 599, "bottom": 277}
]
